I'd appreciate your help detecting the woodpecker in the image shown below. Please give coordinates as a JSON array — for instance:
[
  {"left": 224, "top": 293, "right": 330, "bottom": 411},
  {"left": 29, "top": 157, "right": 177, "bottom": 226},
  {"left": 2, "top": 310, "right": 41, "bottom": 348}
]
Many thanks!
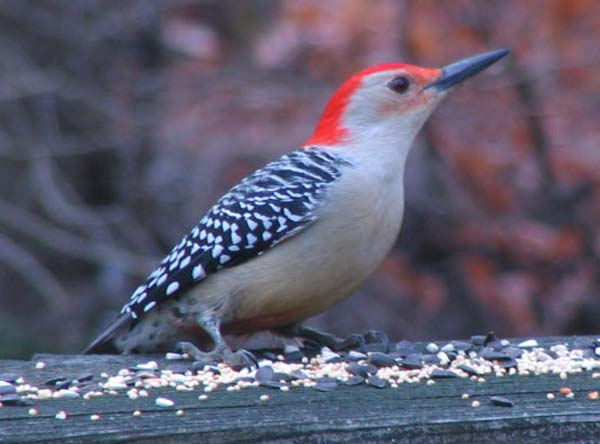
[{"left": 85, "top": 49, "right": 509, "bottom": 364}]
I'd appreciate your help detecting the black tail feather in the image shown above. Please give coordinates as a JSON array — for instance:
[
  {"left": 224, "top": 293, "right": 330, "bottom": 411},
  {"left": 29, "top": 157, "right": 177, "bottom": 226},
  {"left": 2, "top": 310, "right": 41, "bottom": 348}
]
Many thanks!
[{"left": 82, "top": 314, "right": 130, "bottom": 354}]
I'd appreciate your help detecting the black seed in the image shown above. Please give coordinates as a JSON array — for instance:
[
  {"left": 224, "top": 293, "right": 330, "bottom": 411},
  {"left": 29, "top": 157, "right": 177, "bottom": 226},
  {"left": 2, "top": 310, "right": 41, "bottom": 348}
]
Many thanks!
[
  {"left": 260, "top": 380, "right": 285, "bottom": 389},
  {"left": 450, "top": 341, "right": 472, "bottom": 351},
  {"left": 431, "top": 369, "right": 459, "bottom": 379},
  {"left": 314, "top": 381, "right": 338, "bottom": 392},
  {"left": 55, "top": 380, "right": 72, "bottom": 390},
  {"left": 272, "top": 372, "right": 294, "bottom": 382},
  {"left": 0, "top": 394, "right": 30, "bottom": 406},
  {"left": 498, "top": 359, "right": 518, "bottom": 369},
  {"left": 421, "top": 355, "right": 440, "bottom": 365},
  {"left": 255, "top": 366, "right": 275, "bottom": 383},
  {"left": 78, "top": 382, "right": 100, "bottom": 393},
  {"left": 45, "top": 376, "right": 67, "bottom": 386},
  {"left": 0, "top": 375, "right": 18, "bottom": 384},
  {"left": 363, "top": 343, "right": 388, "bottom": 353},
  {"left": 0, "top": 383, "right": 16, "bottom": 395},
  {"left": 445, "top": 351, "right": 458, "bottom": 361},
  {"left": 315, "top": 377, "right": 338, "bottom": 384},
  {"left": 347, "top": 351, "right": 367, "bottom": 361},
  {"left": 503, "top": 347, "right": 524, "bottom": 359},
  {"left": 457, "top": 364, "right": 480, "bottom": 376},
  {"left": 480, "top": 349, "right": 511, "bottom": 361},
  {"left": 366, "top": 376, "right": 387, "bottom": 389},
  {"left": 229, "top": 362, "right": 250, "bottom": 372},
  {"left": 400, "top": 355, "right": 423, "bottom": 369},
  {"left": 486, "top": 340, "right": 507, "bottom": 351},
  {"left": 368, "top": 352, "right": 397, "bottom": 368},
  {"left": 260, "top": 352, "right": 279, "bottom": 361},
  {"left": 471, "top": 335, "right": 487, "bottom": 346},
  {"left": 367, "top": 364, "right": 379, "bottom": 375},
  {"left": 490, "top": 396, "right": 514, "bottom": 407},
  {"left": 285, "top": 350, "right": 304, "bottom": 363},
  {"left": 364, "top": 330, "right": 389, "bottom": 347},
  {"left": 76, "top": 373, "right": 94, "bottom": 383},
  {"left": 343, "top": 376, "right": 365, "bottom": 386},
  {"left": 346, "top": 363, "right": 370, "bottom": 378},
  {"left": 290, "top": 370, "right": 308, "bottom": 380},
  {"left": 395, "top": 340, "right": 417, "bottom": 357},
  {"left": 204, "top": 365, "right": 221, "bottom": 375}
]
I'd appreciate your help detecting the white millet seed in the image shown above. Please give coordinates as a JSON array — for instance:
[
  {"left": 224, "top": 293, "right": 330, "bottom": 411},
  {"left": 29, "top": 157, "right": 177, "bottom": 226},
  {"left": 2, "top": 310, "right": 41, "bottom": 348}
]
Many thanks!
[
  {"left": 547, "top": 393, "right": 555, "bottom": 400},
  {"left": 55, "top": 411, "right": 67, "bottom": 420},
  {"left": 471, "top": 400, "right": 481, "bottom": 408},
  {"left": 133, "top": 410, "right": 142, "bottom": 417},
  {"left": 90, "top": 414, "right": 100, "bottom": 421},
  {"left": 260, "top": 394, "right": 270, "bottom": 401},
  {"left": 426, "top": 343, "right": 439, "bottom": 353},
  {"left": 34, "top": 362, "right": 46, "bottom": 370},
  {"left": 28, "top": 408, "right": 38, "bottom": 416},
  {"left": 176, "top": 409, "right": 184, "bottom": 416},
  {"left": 137, "top": 361, "right": 159, "bottom": 371},
  {"left": 155, "top": 397, "right": 175, "bottom": 408}
]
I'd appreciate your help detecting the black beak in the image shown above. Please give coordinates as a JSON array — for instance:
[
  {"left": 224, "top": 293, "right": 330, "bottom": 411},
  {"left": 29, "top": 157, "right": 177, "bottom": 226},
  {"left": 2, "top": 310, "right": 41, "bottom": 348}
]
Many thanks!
[{"left": 424, "top": 49, "right": 509, "bottom": 91}]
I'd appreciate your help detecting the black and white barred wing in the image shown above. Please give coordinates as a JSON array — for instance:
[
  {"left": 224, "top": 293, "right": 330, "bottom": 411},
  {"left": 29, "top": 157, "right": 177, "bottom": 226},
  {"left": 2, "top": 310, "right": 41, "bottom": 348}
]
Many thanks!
[{"left": 121, "top": 148, "right": 350, "bottom": 320}]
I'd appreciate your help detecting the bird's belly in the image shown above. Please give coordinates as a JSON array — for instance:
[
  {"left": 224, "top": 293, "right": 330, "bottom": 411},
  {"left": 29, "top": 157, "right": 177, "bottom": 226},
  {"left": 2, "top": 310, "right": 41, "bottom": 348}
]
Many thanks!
[{"left": 223, "top": 177, "right": 405, "bottom": 331}]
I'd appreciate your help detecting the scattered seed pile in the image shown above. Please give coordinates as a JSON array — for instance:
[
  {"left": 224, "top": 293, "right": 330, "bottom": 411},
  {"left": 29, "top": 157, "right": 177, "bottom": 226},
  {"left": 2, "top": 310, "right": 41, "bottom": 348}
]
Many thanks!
[{"left": 2, "top": 332, "right": 600, "bottom": 419}]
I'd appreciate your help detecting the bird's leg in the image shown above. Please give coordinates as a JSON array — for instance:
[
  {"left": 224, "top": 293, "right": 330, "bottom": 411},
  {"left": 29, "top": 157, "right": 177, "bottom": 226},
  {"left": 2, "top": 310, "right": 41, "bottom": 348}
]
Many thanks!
[
  {"left": 277, "top": 324, "right": 365, "bottom": 351},
  {"left": 176, "top": 312, "right": 256, "bottom": 368}
]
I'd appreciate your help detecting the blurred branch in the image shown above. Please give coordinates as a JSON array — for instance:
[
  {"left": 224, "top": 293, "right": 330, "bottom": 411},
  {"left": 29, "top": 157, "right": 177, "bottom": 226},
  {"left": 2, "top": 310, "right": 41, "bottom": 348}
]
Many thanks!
[
  {"left": 0, "top": 199, "right": 154, "bottom": 276},
  {"left": 400, "top": 0, "right": 452, "bottom": 211},
  {"left": 507, "top": 61, "right": 556, "bottom": 195},
  {"left": 0, "top": 232, "right": 69, "bottom": 309}
]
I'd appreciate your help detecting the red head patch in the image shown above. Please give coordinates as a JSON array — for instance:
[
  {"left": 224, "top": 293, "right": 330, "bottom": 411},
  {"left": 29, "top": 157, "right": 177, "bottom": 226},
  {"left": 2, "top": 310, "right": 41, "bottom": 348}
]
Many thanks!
[{"left": 303, "top": 63, "right": 440, "bottom": 147}]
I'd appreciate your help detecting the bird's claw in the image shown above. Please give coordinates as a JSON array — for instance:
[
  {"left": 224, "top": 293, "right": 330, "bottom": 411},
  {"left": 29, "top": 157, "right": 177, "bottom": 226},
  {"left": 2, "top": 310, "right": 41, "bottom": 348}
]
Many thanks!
[{"left": 175, "top": 341, "right": 256, "bottom": 369}]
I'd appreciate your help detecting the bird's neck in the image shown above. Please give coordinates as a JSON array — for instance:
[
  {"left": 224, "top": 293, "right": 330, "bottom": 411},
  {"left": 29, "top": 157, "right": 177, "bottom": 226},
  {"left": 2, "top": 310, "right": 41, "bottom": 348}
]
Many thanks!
[{"left": 338, "top": 120, "right": 425, "bottom": 183}]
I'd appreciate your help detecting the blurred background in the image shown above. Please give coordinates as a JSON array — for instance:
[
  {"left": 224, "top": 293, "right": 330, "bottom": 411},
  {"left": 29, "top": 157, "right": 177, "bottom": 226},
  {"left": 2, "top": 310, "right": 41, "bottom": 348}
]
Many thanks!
[{"left": 1, "top": 0, "right": 599, "bottom": 359}]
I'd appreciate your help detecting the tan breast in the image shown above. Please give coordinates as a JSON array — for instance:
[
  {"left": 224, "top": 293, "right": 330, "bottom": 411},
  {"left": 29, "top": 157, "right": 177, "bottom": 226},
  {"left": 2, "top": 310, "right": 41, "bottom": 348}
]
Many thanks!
[{"left": 215, "top": 164, "right": 406, "bottom": 331}]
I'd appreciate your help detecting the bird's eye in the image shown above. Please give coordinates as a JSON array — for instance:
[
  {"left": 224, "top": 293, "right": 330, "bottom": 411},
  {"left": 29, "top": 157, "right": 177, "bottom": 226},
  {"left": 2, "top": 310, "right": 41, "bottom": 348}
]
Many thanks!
[{"left": 387, "top": 76, "right": 411, "bottom": 94}]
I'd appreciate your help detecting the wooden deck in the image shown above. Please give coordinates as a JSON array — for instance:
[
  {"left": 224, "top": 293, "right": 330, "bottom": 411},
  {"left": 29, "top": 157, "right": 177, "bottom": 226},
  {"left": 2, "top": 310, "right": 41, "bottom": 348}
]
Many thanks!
[{"left": 1, "top": 336, "right": 600, "bottom": 443}]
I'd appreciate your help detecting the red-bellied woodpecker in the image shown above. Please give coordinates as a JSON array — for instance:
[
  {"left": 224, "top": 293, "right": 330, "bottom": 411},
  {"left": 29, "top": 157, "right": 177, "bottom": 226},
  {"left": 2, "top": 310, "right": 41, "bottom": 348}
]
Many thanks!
[{"left": 84, "top": 49, "right": 509, "bottom": 364}]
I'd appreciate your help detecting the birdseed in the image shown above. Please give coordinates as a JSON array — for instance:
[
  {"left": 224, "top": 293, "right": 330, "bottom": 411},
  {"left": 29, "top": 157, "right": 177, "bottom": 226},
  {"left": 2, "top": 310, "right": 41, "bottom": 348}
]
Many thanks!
[{"left": 155, "top": 397, "right": 175, "bottom": 407}]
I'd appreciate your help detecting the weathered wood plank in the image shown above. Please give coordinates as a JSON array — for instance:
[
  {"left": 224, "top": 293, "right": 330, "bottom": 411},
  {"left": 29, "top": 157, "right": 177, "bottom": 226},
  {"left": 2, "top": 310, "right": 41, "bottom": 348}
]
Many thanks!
[{"left": 1, "top": 336, "right": 600, "bottom": 444}]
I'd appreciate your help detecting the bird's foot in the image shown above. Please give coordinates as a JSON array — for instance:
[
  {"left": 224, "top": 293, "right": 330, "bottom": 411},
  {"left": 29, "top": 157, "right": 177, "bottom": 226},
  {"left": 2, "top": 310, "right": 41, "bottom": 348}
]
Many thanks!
[
  {"left": 278, "top": 325, "right": 365, "bottom": 351},
  {"left": 176, "top": 341, "right": 257, "bottom": 369}
]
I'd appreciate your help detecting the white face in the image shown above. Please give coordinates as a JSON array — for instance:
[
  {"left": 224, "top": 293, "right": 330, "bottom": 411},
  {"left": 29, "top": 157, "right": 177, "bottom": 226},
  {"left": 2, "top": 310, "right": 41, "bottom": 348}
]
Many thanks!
[{"left": 342, "top": 68, "right": 446, "bottom": 146}]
